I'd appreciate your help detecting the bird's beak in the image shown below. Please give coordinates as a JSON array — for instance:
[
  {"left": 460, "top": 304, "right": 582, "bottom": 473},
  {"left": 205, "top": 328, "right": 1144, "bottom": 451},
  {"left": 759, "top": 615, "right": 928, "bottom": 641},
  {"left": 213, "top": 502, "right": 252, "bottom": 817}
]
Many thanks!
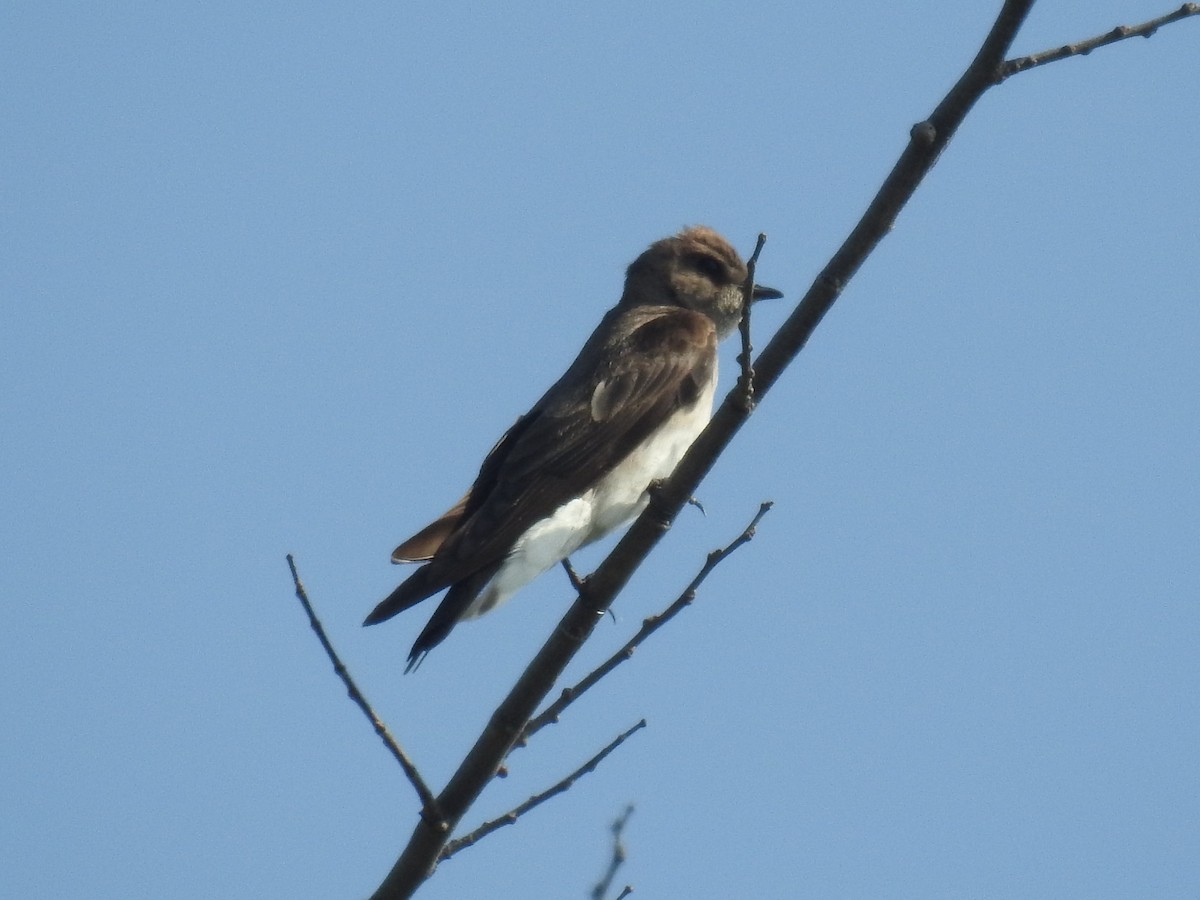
[{"left": 751, "top": 283, "right": 784, "bottom": 302}]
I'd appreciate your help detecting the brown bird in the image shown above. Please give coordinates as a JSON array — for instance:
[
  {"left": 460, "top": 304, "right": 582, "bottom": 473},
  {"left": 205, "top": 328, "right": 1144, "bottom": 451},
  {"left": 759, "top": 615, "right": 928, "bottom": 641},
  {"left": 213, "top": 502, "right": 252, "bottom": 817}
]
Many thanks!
[{"left": 365, "top": 227, "right": 782, "bottom": 670}]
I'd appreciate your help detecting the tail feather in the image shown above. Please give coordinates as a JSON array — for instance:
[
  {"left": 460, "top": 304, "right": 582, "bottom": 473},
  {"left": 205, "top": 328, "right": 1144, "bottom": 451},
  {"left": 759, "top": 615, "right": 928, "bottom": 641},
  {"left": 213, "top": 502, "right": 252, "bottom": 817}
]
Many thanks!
[
  {"left": 363, "top": 565, "right": 446, "bottom": 626},
  {"left": 405, "top": 563, "right": 501, "bottom": 672}
]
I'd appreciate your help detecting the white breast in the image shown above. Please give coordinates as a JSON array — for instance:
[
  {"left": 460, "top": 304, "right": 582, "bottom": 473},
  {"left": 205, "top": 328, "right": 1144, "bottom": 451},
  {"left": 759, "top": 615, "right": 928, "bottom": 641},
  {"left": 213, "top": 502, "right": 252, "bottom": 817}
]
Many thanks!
[{"left": 464, "top": 370, "right": 718, "bottom": 619}]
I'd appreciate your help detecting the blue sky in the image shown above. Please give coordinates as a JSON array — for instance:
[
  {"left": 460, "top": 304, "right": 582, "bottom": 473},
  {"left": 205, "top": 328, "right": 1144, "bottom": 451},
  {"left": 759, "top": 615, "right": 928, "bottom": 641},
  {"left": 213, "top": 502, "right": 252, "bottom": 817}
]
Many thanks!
[{"left": 3, "top": 3, "right": 1198, "bottom": 898}]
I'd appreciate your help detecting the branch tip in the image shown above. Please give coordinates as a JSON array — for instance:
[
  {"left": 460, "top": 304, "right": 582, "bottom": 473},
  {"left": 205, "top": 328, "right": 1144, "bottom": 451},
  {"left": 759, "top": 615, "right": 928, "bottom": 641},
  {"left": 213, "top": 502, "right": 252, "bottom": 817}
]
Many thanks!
[
  {"left": 442, "top": 721, "right": 646, "bottom": 861},
  {"left": 999, "top": 3, "right": 1199, "bottom": 79},
  {"left": 520, "top": 501, "right": 773, "bottom": 743},
  {"left": 284, "top": 555, "right": 438, "bottom": 817}
]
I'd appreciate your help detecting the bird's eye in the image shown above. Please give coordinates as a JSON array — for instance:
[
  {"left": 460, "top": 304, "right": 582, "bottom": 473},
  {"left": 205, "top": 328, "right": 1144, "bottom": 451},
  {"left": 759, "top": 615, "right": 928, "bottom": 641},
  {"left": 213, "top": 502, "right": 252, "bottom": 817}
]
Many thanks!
[{"left": 691, "top": 253, "right": 727, "bottom": 282}]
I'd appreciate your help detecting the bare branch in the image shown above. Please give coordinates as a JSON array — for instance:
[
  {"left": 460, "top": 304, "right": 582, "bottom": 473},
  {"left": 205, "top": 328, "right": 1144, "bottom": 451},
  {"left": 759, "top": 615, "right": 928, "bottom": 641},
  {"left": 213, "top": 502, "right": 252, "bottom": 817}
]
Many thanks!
[
  {"left": 439, "top": 721, "right": 646, "bottom": 860},
  {"left": 1000, "top": 3, "right": 1200, "bottom": 80},
  {"left": 372, "top": 4, "right": 1038, "bottom": 895},
  {"left": 368, "top": 3, "right": 1196, "bottom": 895},
  {"left": 522, "top": 501, "right": 773, "bottom": 744},
  {"left": 736, "top": 232, "right": 769, "bottom": 410},
  {"left": 592, "top": 805, "right": 635, "bottom": 900},
  {"left": 560, "top": 557, "right": 587, "bottom": 593},
  {"left": 285, "top": 555, "right": 442, "bottom": 824}
]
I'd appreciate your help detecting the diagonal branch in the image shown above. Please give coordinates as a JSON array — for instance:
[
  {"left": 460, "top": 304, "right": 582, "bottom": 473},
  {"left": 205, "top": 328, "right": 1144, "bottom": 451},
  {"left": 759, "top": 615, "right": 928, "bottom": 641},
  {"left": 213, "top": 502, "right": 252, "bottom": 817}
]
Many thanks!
[
  {"left": 521, "top": 501, "right": 773, "bottom": 744},
  {"left": 439, "top": 720, "right": 646, "bottom": 860},
  {"left": 367, "top": 3, "right": 1195, "bottom": 896},
  {"left": 591, "top": 805, "right": 635, "bottom": 900},
  {"left": 286, "top": 555, "right": 442, "bottom": 824},
  {"left": 370, "top": 3, "right": 1038, "bottom": 896},
  {"left": 999, "top": 3, "right": 1199, "bottom": 80}
]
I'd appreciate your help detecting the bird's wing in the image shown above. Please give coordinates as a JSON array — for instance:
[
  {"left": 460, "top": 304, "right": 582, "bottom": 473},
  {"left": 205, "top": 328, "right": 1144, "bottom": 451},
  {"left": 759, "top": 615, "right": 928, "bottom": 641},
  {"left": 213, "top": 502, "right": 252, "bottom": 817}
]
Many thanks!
[
  {"left": 391, "top": 493, "right": 468, "bottom": 562},
  {"left": 428, "top": 304, "right": 717, "bottom": 579},
  {"left": 388, "top": 406, "right": 540, "bottom": 562}
]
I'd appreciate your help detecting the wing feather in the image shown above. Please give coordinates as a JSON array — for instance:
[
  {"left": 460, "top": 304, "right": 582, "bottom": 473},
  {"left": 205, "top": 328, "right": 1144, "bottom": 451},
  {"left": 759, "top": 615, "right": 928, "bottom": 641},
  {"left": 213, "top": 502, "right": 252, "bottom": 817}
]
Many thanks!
[{"left": 425, "top": 305, "right": 716, "bottom": 580}]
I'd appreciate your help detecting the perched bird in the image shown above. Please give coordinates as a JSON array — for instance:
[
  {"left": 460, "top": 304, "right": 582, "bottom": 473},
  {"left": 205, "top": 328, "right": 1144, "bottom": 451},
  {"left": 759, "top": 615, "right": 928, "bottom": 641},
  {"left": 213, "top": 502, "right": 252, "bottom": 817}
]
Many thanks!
[{"left": 365, "top": 226, "right": 782, "bottom": 670}]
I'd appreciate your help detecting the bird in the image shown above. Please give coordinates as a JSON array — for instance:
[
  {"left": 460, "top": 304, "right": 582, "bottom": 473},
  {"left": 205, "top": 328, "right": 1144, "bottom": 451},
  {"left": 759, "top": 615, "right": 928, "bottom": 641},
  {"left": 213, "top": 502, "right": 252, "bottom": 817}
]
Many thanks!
[{"left": 364, "top": 226, "right": 782, "bottom": 670}]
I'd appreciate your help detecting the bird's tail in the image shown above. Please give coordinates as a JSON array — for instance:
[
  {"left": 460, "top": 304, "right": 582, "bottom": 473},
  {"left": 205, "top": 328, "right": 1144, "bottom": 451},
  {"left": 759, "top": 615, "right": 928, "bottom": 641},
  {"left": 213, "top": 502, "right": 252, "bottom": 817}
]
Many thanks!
[
  {"left": 404, "top": 562, "right": 501, "bottom": 672},
  {"left": 363, "top": 565, "right": 445, "bottom": 626}
]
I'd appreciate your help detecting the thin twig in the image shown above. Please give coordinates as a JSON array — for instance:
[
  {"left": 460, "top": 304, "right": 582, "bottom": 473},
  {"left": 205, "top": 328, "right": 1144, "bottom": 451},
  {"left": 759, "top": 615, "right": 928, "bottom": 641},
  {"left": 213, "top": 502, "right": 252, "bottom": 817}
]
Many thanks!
[
  {"left": 613, "top": 888, "right": 633, "bottom": 900},
  {"left": 522, "top": 501, "right": 773, "bottom": 743},
  {"left": 1000, "top": 3, "right": 1200, "bottom": 80},
  {"left": 736, "top": 233, "right": 768, "bottom": 410},
  {"left": 592, "top": 805, "right": 635, "bottom": 900},
  {"left": 285, "top": 555, "right": 443, "bottom": 825},
  {"left": 439, "top": 721, "right": 647, "bottom": 860}
]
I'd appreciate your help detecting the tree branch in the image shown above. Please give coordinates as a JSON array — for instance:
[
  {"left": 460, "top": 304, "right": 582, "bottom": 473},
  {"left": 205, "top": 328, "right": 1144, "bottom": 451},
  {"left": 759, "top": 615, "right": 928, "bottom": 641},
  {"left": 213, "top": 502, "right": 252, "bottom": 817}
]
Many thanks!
[
  {"left": 736, "top": 232, "right": 768, "bottom": 410},
  {"left": 999, "top": 3, "right": 1200, "bottom": 80},
  {"left": 521, "top": 501, "right": 773, "bottom": 744},
  {"left": 591, "top": 805, "right": 635, "bottom": 900},
  {"left": 285, "top": 555, "right": 442, "bottom": 824},
  {"left": 370, "top": 3, "right": 1037, "bottom": 896},
  {"left": 368, "top": 3, "right": 1197, "bottom": 896},
  {"left": 438, "top": 721, "right": 645, "bottom": 860}
]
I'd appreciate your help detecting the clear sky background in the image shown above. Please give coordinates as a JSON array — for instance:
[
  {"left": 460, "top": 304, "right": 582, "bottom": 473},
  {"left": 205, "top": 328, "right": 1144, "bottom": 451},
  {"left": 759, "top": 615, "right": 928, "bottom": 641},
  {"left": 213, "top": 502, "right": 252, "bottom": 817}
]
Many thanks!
[{"left": 3, "top": 3, "right": 1198, "bottom": 898}]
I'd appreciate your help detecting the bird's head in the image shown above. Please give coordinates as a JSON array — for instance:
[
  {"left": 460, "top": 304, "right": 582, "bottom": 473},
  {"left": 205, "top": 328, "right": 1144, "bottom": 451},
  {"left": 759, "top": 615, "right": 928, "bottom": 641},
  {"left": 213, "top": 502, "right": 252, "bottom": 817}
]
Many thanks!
[{"left": 620, "top": 226, "right": 782, "bottom": 338}]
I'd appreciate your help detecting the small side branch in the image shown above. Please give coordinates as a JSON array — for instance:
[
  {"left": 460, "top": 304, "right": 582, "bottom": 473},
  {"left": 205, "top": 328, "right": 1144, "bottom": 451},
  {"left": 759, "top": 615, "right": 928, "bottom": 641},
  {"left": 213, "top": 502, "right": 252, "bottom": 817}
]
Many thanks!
[
  {"left": 591, "top": 805, "right": 635, "bottom": 900},
  {"left": 560, "top": 557, "right": 588, "bottom": 594},
  {"left": 285, "top": 555, "right": 442, "bottom": 825},
  {"left": 440, "top": 720, "right": 647, "bottom": 860},
  {"left": 522, "top": 502, "right": 773, "bottom": 743},
  {"left": 1000, "top": 3, "right": 1200, "bottom": 80},
  {"left": 736, "top": 233, "right": 769, "bottom": 410}
]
